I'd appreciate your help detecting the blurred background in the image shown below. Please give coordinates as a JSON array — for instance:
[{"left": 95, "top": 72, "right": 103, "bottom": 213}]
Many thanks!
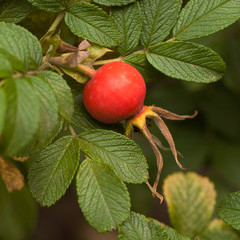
[{"left": 0, "top": 6, "right": 240, "bottom": 240}]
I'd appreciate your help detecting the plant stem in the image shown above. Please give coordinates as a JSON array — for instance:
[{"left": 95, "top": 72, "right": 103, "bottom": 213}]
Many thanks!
[
  {"left": 92, "top": 56, "right": 124, "bottom": 66},
  {"left": 69, "top": 124, "right": 78, "bottom": 137},
  {"left": 76, "top": 64, "right": 96, "bottom": 77}
]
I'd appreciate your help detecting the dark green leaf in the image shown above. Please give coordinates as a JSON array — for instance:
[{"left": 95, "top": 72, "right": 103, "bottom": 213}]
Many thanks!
[
  {"left": 0, "top": 78, "right": 40, "bottom": 156},
  {"left": 28, "top": 136, "right": 80, "bottom": 206},
  {"left": 0, "top": 88, "right": 6, "bottom": 134},
  {"left": 93, "top": 0, "right": 136, "bottom": 6},
  {"left": 163, "top": 172, "right": 216, "bottom": 238},
  {"left": 140, "top": 0, "right": 182, "bottom": 48},
  {"left": 147, "top": 41, "right": 226, "bottom": 83},
  {"left": 218, "top": 191, "right": 240, "bottom": 230},
  {"left": 78, "top": 129, "right": 149, "bottom": 183},
  {"left": 27, "top": 76, "right": 59, "bottom": 148},
  {"left": 76, "top": 158, "right": 130, "bottom": 232},
  {"left": 38, "top": 71, "right": 74, "bottom": 121},
  {"left": 199, "top": 219, "right": 240, "bottom": 240},
  {"left": 0, "top": 0, "right": 34, "bottom": 23},
  {"left": 0, "top": 179, "right": 37, "bottom": 240},
  {"left": 110, "top": 2, "right": 142, "bottom": 55},
  {"left": 173, "top": 0, "right": 240, "bottom": 40},
  {"left": 27, "top": 0, "right": 65, "bottom": 12},
  {"left": 0, "top": 54, "right": 12, "bottom": 78},
  {"left": 124, "top": 52, "right": 161, "bottom": 82},
  {"left": 65, "top": 2, "right": 119, "bottom": 47}
]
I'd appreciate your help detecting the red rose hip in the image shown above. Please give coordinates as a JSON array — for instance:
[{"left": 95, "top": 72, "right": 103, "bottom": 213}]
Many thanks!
[{"left": 83, "top": 62, "right": 146, "bottom": 124}]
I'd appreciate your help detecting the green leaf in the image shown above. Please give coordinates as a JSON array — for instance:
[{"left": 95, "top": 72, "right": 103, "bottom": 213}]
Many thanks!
[
  {"left": 140, "top": 0, "right": 182, "bottom": 48},
  {"left": 173, "top": 0, "right": 240, "bottom": 40},
  {"left": 78, "top": 129, "right": 149, "bottom": 183},
  {"left": 65, "top": 2, "right": 119, "bottom": 47},
  {"left": 76, "top": 158, "right": 130, "bottom": 232},
  {"left": 147, "top": 41, "right": 226, "bottom": 83},
  {"left": 0, "top": 54, "right": 12, "bottom": 78},
  {"left": 199, "top": 219, "right": 240, "bottom": 240},
  {"left": 28, "top": 136, "right": 80, "bottom": 206},
  {"left": 0, "top": 22, "right": 42, "bottom": 72},
  {"left": 0, "top": 179, "right": 37, "bottom": 240},
  {"left": 71, "top": 104, "right": 124, "bottom": 133},
  {"left": 124, "top": 52, "right": 161, "bottom": 82},
  {"left": 27, "top": 0, "right": 65, "bottom": 12},
  {"left": 218, "top": 191, "right": 240, "bottom": 230},
  {"left": 38, "top": 71, "right": 74, "bottom": 121},
  {"left": 163, "top": 172, "right": 216, "bottom": 238},
  {"left": 0, "top": 0, "right": 34, "bottom": 23},
  {"left": 0, "top": 88, "right": 6, "bottom": 135},
  {"left": 118, "top": 212, "right": 190, "bottom": 240},
  {"left": 27, "top": 76, "right": 59, "bottom": 148},
  {"left": 93, "top": 0, "right": 136, "bottom": 6},
  {"left": 0, "top": 79, "right": 40, "bottom": 156},
  {"left": 110, "top": 2, "right": 142, "bottom": 55}
]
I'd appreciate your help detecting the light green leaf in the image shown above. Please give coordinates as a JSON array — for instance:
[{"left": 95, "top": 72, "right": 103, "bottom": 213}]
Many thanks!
[
  {"left": 84, "top": 45, "right": 113, "bottom": 63},
  {"left": 78, "top": 129, "right": 149, "bottom": 183},
  {"left": 76, "top": 158, "right": 130, "bottom": 232},
  {"left": 110, "top": 2, "right": 142, "bottom": 55},
  {"left": 199, "top": 219, "right": 240, "bottom": 240},
  {"left": 93, "top": 0, "right": 136, "bottom": 6},
  {"left": 124, "top": 52, "right": 161, "bottom": 82},
  {"left": 0, "top": 79, "right": 40, "bottom": 156},
  {"left": 173, "top": 0, "right": 240, "bottom": 40},
  {"left": 65, "top": 2, "right": 119, "bottom": 47},
  {"left": 119, "top": 212, "right": 190, "bottom": 240},
  {"left": 0, "top": 179, "right": 37, "bottom": 240},
  {"left": 163, "top": 172, "right": 216, "bottom": 238},
  {"left": 38, "top": 71, "right": 74, "bottom": 121},
  {"left": 0, "top": 88, "right": 6, "bottom": 135},
  {"left": 140, "top": 0, "right": 182, "bottom": 48},
  {"left": 71, "top": 104, "right": 124, "bottom": 133},
  {"left": 27, "top": 76, "right": 59, "bottom": 148},
  {"left": 0, "top": 22, "right": 42, "bottom": 72},
  {"left": 147, "top": 41, "right": 226, "bottom": 83},
  {"left": 27, "top": 0, "right": 65, "bottom": 12},
  {"left": 0, "top": 54, "right": 12, "bottom": 78},
  {"left": 28, "top": 136, "right": 80, "bottom": 206},
  {"left": 0, "top": 0, "right": 34, "bottom": 23},
  {"left": 218, "top": 191, "right": 240, "bottom": 230}
]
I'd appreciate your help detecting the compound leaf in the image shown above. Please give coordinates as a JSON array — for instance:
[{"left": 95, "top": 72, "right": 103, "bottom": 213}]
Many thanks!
[
  {"left": 78, "top": 129, "right": 149, "bottom": 183},
  {"left": 27, "top": 0, "right": 65, "bottom": 12},
  {"left": 0, "top": 0, "right": 34, "bottom": 23},
  {"left": 0, "top": 79, "right": 40, "bottom": 156},
  {"left": 0, "top": 54, "right": 12, "bottom": 78},
  {"left": 173, "top": 0, "right": 240, "bottom": 40},
  {"left": 140, "top": 0, "right": 182, "bottom": 48},
  {"left": 65, "top": 2, "right": 119, "bottom": 47},
  {"left": 110, "top": 2, "right": 142, "bottom": 55},
  {"left": 38, "top": 71, "right": 74, "bottom": 121},
  {"left": 218, "top": 191, "right": 240, "bottom": 230},
  {"left": 147, "top": 41, "right": 226, "bottom": 83},
  {"left": 76, "top": 158, "right": 130, "bottom": 232},
  {"left": 28, "top": 136, "right": 80, "bottom": 206},
  {"left": 163, "top": 172, "right": 216, "bottom": 238},
  {"left": 93, "top": 0, "right": 136, "bottom": 6}
]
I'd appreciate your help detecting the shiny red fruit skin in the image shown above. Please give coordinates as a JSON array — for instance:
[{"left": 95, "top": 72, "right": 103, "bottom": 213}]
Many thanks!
[{"left": 83, "top": 62, "right": 146, "bottom": 124}]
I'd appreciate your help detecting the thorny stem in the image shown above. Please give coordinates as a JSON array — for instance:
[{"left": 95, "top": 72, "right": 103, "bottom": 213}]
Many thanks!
[
  {"left": 146, "top": 182, "right": 163, "bottom": 203},
  {"left": 92, "top": 56, "right": 124, "bottom": 66}
]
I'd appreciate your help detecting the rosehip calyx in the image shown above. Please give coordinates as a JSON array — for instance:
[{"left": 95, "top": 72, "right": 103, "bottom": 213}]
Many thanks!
[{"left": 83, "top": 61, "right": 146, "bottom": 124}]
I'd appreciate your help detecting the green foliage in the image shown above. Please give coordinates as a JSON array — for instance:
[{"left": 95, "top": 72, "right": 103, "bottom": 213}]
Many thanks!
[
  {"left": 140, "top": 0, "right": 182, "bottom": 48},
  {"left": 0, "top": 0, "right": 33, "bottom": 23},
  {"left": 218, "top": 191, "right": 240, "bottom": 230},
  {"left": 65, "top": 2, "right": 119, "bottom": 47},
  {"left": 27, "top": 0, "right": 65, "bottom": 12},
  {"left": 173, "top": 0, "right": 240, "bottom": 40},
  {"left": 28, "top": 136, "right": 80, "bottom": 206},
  {"left": 93, "top": 0, "right": 137, "bottom": 7},
  {"left": 0, "top": 54, "right": 12, "bottom": 78},
  {"left": 78, "top": 129, "right": 149, "bottom": 183},
  {"left": 0, "top": 88, "right": 6, "bottom": 134},
  {"left": 110, "top": 2, "right": 142, "bottom": 55},
  {"left": 76, "top": 158, "right": 130, "bottom": 232},
  {"left": 147, "top": 41, "right": 226, "bottom": 83}
]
